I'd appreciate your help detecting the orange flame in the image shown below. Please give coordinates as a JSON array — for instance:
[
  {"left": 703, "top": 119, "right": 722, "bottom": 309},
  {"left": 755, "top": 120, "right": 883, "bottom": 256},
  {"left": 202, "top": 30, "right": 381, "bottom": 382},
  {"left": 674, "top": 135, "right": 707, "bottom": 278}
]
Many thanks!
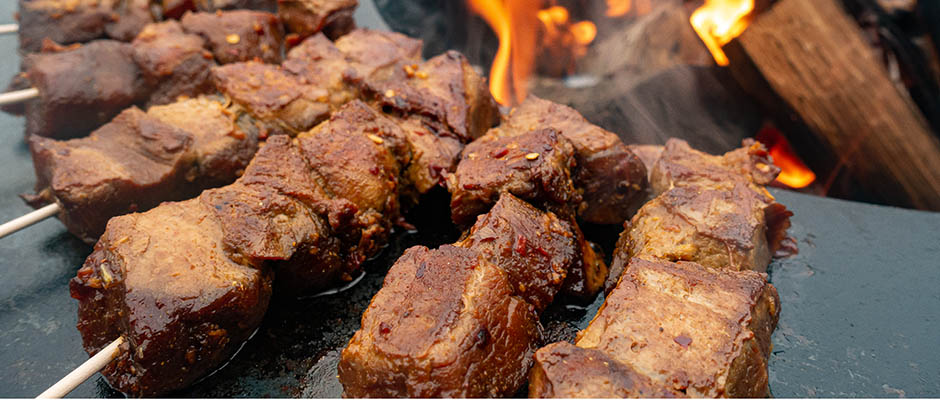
[
  {"left": 606, "top": 0, "right": 631, "bottom": 17},
  {"left": 757, "top": 126, "right": 816, "bottom": 189},
  {"left": 689, "top": 0, "right": 754, "bottom": 66},
  {"left": 467, "top": 1, "right": 597, "bottom": 105}
]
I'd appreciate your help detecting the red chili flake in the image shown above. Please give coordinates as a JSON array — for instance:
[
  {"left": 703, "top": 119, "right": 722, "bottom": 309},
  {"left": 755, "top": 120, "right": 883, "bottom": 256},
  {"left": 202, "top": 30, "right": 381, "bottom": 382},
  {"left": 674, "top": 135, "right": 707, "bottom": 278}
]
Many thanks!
[
  {"left": 515, "top": 235, "right": 528, "bottom": 255},
  {"left": 491, "top": 147, "right": 509, "bottom": 158}
]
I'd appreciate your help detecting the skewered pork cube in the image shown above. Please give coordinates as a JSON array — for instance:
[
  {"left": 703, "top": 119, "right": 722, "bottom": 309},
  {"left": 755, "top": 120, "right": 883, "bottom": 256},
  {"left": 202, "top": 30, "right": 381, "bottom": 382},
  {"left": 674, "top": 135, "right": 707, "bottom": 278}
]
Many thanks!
[
  {"left": 70, "top": 197, "right": 274, "bottom": 397},
  {"left": 22, "top": 40, "right": 150, "bottom": 139},
  {"left": 278, "top": 0, "right": 357, "bottom": 40},
  {"left": 160, "top": 0, "right": 277, "bottom": 19},
  {"left": 535, "top": 258, "right": 779, "bottom": 398},
  {"left": 24, "top": 97, "right": 259, "bottom": 243},
  {"left": 131, "top": 20, "right": 217, "bottom": 107},
  {"left": 493, "top": 97, "right": 649, "bottom": 224},
  {"left": 650, "top": 138, "right": 780, "bottom": 197},
  {"left": 17, "top": 0, "right": 154, "bottom": 52},
  {"left": 180, "top": 10, "right": 283, "bottom": 64},
  {"left": 447, "top": 128, "right": 579, "bottom": 227},
  {"left": 529, "top": 342, "right": 681, "bottom": 398},
  {"left": 340, "top": 194, "right": 595, "bottom": 397}
]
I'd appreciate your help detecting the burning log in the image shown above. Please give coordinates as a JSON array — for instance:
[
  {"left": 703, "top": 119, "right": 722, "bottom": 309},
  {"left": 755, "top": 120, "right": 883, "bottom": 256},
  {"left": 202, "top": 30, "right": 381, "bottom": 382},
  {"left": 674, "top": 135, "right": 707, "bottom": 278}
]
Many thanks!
[{"left": 724, "top": 0, "right": 940, "bottom": 210}]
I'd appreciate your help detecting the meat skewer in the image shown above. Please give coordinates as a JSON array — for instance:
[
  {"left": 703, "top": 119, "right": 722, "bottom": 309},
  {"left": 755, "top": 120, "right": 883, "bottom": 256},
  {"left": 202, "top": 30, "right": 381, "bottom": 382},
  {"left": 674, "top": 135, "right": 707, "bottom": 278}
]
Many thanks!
[
  {"left": 1, "top": 29, "right": 422, "bottom": 243},
  {"left": 53, "top": 46, "right": 497, "bottom": 396},
  {"left": 0, "top": 24, "right": 17, "bottom": 34},
  {"left": 0, "top": 88, "right": 38, "bottom": 106},
  {"left": 338, "top": 97, "right": 650, "bottom": 396},
  {"left": 36, "top": 337, "right": 125, "bottom": 399},
  {"left": 529, "top": 139, "right": 793, "bottom": 397},
  {"left": 0, "top": 203, "right": 58, "bottom": 239}
]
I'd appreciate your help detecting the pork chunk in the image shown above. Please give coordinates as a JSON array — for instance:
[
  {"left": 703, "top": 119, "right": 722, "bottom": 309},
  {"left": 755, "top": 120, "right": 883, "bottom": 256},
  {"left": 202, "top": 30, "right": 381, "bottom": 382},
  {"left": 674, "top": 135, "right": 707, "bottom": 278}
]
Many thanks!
[
  {"left": 132, "top": 21, "right": 216, "bottom": 107},
  {"left": 278, "top": 0, "right": 358, "bottom": 40},
  {"left": 180, "top": 10, "right": 283, "bottom": 64},
  {"left": 572, "top": 258, "right": 780, "bottom": 397}
]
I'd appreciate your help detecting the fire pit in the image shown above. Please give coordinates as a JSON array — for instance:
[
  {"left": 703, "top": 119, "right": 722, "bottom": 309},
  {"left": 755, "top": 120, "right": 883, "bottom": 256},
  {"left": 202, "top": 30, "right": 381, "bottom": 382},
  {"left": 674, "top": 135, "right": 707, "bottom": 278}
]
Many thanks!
[{"left": 0, "top": 0, "right": 937, "bottom": 397}]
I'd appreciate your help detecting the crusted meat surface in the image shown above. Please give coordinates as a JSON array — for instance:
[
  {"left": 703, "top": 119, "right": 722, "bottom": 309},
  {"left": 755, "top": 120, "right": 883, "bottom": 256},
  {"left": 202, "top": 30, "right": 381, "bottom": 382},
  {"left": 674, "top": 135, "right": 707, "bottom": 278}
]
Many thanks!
[
  {"left": 494, "top": 97, "right": 648, "bottom": 224},
  {"left": 212, "top": 30, "right": 423, "bottom": 136},
  {"left": 609, "top": 139, "right": 794, "bottom": 279},
  {"left": 17, "top": 0, "right": 154, "bottom": 52},
  {"left": 278, "top": 0, "right": 358, "bottom": 40},
  {"left": 132, "top": 21, "right": 217, "bottom": 106},
  {"left": 552, "top": 259, "right": 780, "bottom": 398},
  {"left": 22, "top": 40, "right": 150, "bottom": 139},
  {"left": 448, "top": 128, "right": 579, "bottom": 227},
  {"left": 339, "top": 194, "right": 599, "bottom": 397},
  {"left": 529, "top": 342, "right": 681, "bottom": 398},
  {"left": 180, "top": 10, "right": 283, "bottom": 64},
  {"left": 73, "top": 95, "right": 493, "bottom": 396},
  {"left": 25, "top": 98, "right": 259, "bottom": 243}
]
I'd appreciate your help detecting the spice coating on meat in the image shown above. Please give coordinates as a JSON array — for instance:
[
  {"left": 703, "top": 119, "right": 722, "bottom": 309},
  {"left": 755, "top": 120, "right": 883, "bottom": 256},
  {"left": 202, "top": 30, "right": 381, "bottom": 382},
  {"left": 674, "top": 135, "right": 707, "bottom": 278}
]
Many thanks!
[
  {"left": 448, "top": 128, "right": 579, "bottom": 227},
  {"left": 212, "top": 30, "right": 423, "bottom": 136},
  {"left": 132, "top": 20, "right": 217, "bottom": 107},
  {"left": 70, "top": 198, "right": 273, "bottom": 397},
  {"left": 278, "top": 0, "right": 357, "bottom": 40},
  {"left": 17, "top": 0, "right": 155, "bottom": 52},
  {"left": 529, "top": 342, "right": 682, "bottom": 398},
  {"left": 74, "top": 92, "right": 496, "bottom": 395},
  {"left": 24, "top": 98, "right": 259, "bottom": 244},
  {"left": 23, "top": 40, "right": 150, "bottom": 140},
  {"left": 564, "top": 259, "right": 780, "bottom": 397},
  {"left": 180, "top": 10, "right": 284, "bottom": 64},
  {"left": 340, "top": 194, "right": 599, "bottom": 397},
  {"left": 493, "top": 97, "right": 648, "bottom": 224},
  {"left": 609, "top": 139, "right": 794, "bottom": 281}
]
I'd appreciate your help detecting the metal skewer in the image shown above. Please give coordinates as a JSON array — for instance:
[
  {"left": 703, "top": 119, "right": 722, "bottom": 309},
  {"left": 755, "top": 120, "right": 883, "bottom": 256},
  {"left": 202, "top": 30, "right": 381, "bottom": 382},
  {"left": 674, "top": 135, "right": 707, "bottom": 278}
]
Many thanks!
[
  {"left": 0, "top": 87, "right": 39, "bottom": 106},
  {"left": 37, "top": 336, "right": 124, "bottom": 399},
  {"left": 0, "top": 24, "right": 18, "bottom": 34},
  {"left": 0, "top": 203, "right": 60, "bottom": 239}
]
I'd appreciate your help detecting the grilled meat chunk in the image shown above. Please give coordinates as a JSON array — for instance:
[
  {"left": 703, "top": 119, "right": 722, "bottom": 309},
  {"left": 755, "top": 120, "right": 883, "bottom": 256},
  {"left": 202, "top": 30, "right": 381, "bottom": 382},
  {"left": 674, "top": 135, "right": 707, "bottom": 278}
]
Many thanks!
[
  {"left": 533, "top": 259, "right": 779, "bottom": 398},
  {"left": 24, "top": 98, "right": 259, "bottom": 243},
  {"left": 180, "top": 10, "right": 283, "bottom": 64},
  {"left": 610, "top": 139, "right": 793, "bottom": 278},
  {"left": 279, "top": 0, "right": 357, "bottom": 40},
  {"left": 650, "top": 138, "right": 779, "bottom": 197},
  {"left": 340, "top": 194, "right": 599, "bottom": 397},
  {"left": 160, "top": 0, "right": 278, "bottom": 19},
  {"left": 529, "top": 342, "right": 681, "bottom": 398},
  {"left": 22, "top": 40, "right": 150, "bottom": 139},
  {"left": 131, "top": 21, "right": 217, "bottom": 106},
  {"left": 492, "top": 97, "right": 648, "bottom": 224},
  {"left": 212, "top": 30, "right": 423, "bottom": 136},
  {"left": 17, "top": 0, "right": 155, "bottom": 52},
  {"left": 74, "top": 94, "right": 495, "bottom": 396},
  {"left": 448, "top": 128, "right": 579, "bottom": 227},
  {"left": 71, "top": 198, "right": 274, "bottom": 398}
]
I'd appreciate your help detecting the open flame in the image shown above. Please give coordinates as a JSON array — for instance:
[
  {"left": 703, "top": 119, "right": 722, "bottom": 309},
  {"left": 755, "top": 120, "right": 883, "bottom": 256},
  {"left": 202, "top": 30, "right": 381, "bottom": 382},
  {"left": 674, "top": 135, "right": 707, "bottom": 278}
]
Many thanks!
[
  {"left": 467, "top": 0, "right": 598, "bottom": 105},
  {"left": 757, "top": 126, "right": 816, "bottom": 189},
  {"left": 689, "top": 0, "right": 754, "bottom": 66},
  {"left": 606, "top": 0, "right": 631, "bottom": 17}
]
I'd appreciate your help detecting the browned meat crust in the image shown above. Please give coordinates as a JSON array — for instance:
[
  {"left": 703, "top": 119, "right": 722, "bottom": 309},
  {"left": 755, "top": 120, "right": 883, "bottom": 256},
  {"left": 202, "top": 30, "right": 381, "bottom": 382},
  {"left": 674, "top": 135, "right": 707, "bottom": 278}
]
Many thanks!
[
  {"left": 529, "top": 342, "right": 682, "bottom": 398},
  {"left": 496, "top": 97, "right": 649, "bottom": 224},
  {"left": 131, "top": 20, "right": 217, "bottom": 107},
  {"left": 531, "top": 139, "right": 788, "bottom": 398},
  {"left": 180, "top": 10, "right": 283, "bottom": 64},
  {"left": 608, "top": 139, "right": 794, "bottom": 282},
  {"left": 161, "top": 0, "right": 278, "bottom": 19},
  {"left": 17, "top": 0, "right": 155, "bottom": 52},
  {"left": 339, "top": 194, "right": 601, "bottom": 397},
  {"left": 22, "top": 40, "right": 150, "bottom": 140},
  {"left": 278, "top": 0, "right": 357, "bottom": 40},
  {"left": 72, "top": 59, "right": 496, "bottom": 393},
  {"left": 447, "top": 128, "right": 579, "bottom": 227},
  {"left": 447, "top": 97, "right": 647, "bottom": 228},
  {"left": 24, "top": 97, "right": 259, "bottom": 243},
  {"left": 556, "top": 259, "right": 780, "bottom": 397}
]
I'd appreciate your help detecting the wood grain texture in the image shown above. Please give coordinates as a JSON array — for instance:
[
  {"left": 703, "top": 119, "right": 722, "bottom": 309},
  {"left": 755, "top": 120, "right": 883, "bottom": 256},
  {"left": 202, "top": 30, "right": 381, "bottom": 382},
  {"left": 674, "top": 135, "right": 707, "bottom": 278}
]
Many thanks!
[{"left": 726, "top": 0, "right": 940, "bottom": 210}]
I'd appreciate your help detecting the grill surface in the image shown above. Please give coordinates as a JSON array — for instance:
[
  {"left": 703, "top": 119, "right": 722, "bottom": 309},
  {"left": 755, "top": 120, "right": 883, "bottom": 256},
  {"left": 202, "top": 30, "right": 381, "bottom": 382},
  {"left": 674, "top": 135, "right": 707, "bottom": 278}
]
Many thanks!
[{"left": 0, "top": 2, "right": 938, "bottom": 397}]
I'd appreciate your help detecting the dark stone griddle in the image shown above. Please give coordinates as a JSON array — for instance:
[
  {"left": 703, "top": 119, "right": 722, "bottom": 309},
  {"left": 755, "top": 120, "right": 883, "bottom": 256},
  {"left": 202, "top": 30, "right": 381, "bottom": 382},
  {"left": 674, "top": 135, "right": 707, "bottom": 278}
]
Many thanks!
[{"left": 0, "top": 3, "right": 938, "bottom": 397}]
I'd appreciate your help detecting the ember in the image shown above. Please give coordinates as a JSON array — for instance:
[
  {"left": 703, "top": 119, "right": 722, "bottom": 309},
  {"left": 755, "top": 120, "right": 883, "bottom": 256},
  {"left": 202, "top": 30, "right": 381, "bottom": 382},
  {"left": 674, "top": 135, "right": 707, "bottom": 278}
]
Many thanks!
[{"left": 757, "top": 125, "right": 816, "bottom": 189}]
